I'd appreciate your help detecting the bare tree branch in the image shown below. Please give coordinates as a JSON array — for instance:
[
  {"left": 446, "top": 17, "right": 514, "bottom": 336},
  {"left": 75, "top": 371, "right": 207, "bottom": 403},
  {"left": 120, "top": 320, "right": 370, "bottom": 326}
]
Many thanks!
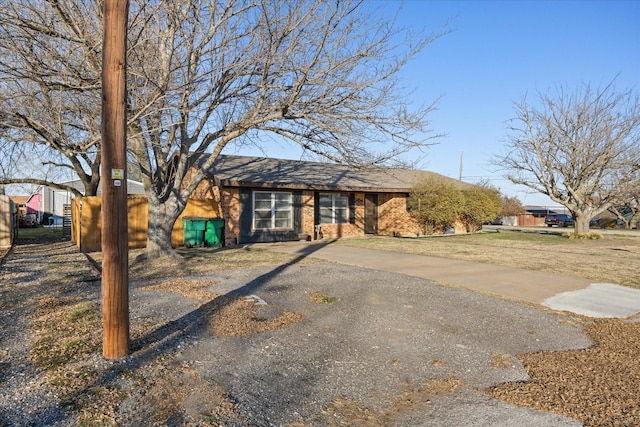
[
  {"left": 0, "top": 0, "right": 104, "bottom": 195},
  {"left": 493, "top": 81, "right": 640, "bottom": 233},
  {"left": 2, "top": 0, "right": 450, "bottom": 257}
]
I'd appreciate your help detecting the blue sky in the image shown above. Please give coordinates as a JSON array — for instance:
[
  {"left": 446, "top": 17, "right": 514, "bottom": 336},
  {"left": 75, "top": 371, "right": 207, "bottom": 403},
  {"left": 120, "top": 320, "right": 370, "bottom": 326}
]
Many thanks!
[
  {"left": 233, "top": 0, "right": 640, "bottom": 207},
  {"left": 391, "top": 0, "right": 640, "bottom": 206}
]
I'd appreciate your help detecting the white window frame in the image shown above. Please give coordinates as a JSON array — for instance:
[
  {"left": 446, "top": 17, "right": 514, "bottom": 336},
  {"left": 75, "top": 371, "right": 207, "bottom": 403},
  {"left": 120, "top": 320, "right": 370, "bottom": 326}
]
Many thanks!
[
  {"left": 319, "top": 192, "right": 349, "bottom": 225},
  {"left": 253, "top": 191, "right": 293, "bottom": 230}
]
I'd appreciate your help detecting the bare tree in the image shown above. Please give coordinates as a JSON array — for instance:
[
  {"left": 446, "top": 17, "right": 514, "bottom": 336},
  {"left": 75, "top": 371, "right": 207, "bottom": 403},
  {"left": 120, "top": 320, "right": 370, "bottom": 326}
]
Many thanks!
[
  {"left": 0, "top": 0, "right": 104, "bottom": 196},
  {"left": 1, "top": 0, "right": 447, "bottom": 257},
  {"left": 608, "top": 174, "right": 640, "bottom": 229},
  {"left": 125, "top": 0, "right": 446, "bottom": 258},
  {"left": 494, "top": 82, "right": 640, "bottom": 234},
  {"left": 501, "top": 195, "right": 524, "bottom": 217}
]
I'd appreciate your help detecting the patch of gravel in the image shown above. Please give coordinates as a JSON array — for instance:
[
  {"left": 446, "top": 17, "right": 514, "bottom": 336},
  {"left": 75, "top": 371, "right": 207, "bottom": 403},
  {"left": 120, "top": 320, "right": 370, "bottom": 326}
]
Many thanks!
[
  {"left": 0, "top": 239, "right": 90, "bottom": 426},
  {"left": 1, "top": 238, "right": 639, "bottom": 426}
]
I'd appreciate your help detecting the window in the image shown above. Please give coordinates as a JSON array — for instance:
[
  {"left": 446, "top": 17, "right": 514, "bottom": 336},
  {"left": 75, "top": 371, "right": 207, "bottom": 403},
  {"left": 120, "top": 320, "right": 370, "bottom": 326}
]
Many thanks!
[
  {"left": 253, "top": 191, "right": 292, "bottom": 229},
  {"left": 319, "top": 193, "right": 348, "bottom": 224}
]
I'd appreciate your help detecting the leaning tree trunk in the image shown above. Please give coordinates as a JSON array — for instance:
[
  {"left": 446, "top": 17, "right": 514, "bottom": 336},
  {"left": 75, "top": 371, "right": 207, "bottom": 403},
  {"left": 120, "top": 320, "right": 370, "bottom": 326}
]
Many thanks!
[{"left": 145, "top": 196, "right": 185, "bottom": 259}]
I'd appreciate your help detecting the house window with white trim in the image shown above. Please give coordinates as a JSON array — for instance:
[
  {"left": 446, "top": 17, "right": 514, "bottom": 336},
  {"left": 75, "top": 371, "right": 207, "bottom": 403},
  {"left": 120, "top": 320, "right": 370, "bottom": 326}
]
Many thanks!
[
  {"left": 253, "top": 191, "right": 292, "bottom": 229},
  {"left": 319, "top": 193, "right": 348, "bottom": 224}
]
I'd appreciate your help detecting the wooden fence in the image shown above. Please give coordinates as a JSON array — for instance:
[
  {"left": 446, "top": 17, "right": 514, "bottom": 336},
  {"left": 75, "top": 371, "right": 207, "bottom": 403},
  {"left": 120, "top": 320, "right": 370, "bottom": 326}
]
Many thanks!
[
  {"left": 0, "top": 195, "right": 17, "bottom": 248},
  {"left": 72, "top": 196, "right": 220, "bottom": 252},
  {"left": 517, "top": 213, "right": 546, "bottom": 227}
]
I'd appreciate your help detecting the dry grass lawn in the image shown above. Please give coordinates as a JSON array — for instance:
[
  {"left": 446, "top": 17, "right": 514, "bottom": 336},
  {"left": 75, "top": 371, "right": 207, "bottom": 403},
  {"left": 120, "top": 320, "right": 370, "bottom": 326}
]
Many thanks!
[{"left": 334, "top": 230, "right": 640, "bottom": 289}]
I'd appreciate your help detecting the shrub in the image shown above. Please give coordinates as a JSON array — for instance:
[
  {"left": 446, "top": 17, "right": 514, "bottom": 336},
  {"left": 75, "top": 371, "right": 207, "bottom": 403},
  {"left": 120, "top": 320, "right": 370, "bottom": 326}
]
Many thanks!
[
  {"left": 563, "top": 232, "right": 603, "bottom": 240},
  {"left": 460, "top": 185, "right": 502, "bottom": 233},
  {"left": 408, "top": 176, "right": 464, "bottom": 235}
]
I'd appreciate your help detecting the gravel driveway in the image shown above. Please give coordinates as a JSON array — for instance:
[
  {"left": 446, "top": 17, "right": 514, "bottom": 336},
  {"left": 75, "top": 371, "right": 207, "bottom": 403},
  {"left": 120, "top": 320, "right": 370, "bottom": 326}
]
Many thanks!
[
  {"left": 167, "top": 262, "right": 591, "bottom": 426},
  {"left": 1, "top": 239, "right": 594, "bottom": 426}
]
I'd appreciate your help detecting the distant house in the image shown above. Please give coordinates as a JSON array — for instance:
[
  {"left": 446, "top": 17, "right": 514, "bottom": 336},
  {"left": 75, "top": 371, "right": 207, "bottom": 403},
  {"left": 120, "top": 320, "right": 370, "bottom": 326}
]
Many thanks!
[
  {"left": 519, "top": 205, "right": 569, "bottom": 227},
  {"left": 201, "top": 155, "right": 469, "bottom": 245},
  {"left": 9, "top": 196, "right": 29, "bottom": 217},
  {"left": 40, "top": 179, "right": 145, "bottom": 226},
  {"left": 25, "top": 193, "right": 42, "bottom": 217}
]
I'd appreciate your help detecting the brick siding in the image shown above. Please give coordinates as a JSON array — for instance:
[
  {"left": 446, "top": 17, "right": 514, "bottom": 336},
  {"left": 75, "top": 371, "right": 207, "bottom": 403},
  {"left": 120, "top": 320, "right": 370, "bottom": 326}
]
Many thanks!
[{"left": 202, "top": 182, "right": 461, "bottom": 244}]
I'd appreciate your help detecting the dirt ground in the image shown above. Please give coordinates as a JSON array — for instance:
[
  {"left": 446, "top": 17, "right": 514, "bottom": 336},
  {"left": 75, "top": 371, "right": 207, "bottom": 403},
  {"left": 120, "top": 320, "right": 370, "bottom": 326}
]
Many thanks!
[{"left": 1, "top": 236, "right": 639, "bottom": 426}]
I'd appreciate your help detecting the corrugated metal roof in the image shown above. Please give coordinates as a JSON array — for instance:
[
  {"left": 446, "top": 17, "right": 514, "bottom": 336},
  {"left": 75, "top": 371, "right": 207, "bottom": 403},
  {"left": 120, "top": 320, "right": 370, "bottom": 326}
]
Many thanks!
[{"left": 210, "top": 155, "right": 468, "bottom": 193}]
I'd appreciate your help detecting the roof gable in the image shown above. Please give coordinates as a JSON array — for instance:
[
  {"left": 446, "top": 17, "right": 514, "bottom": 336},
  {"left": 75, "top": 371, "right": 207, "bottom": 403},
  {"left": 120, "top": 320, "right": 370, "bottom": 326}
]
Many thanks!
[{"left": 10, "top": 195, "right": 29, "bottom": 205}]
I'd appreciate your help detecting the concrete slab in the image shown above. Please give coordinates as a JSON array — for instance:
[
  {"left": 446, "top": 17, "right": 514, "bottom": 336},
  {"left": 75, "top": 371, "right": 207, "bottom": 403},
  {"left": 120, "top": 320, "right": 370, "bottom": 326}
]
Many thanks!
[{"left": 542, "top": 283, "right": 640, "bottom": 318}]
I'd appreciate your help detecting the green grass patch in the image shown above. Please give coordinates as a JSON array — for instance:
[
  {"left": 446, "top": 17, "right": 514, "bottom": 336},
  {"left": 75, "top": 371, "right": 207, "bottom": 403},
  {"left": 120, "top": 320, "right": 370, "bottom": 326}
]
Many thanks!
[
  {"left": 68, "top": 302, "right": 98, "bottom": 323},
  {"left": 16, "top": 226, "right": 64, "bottom": 239},
  {"left": 310, "top": 291, "right": 336, "bottom": 304}
]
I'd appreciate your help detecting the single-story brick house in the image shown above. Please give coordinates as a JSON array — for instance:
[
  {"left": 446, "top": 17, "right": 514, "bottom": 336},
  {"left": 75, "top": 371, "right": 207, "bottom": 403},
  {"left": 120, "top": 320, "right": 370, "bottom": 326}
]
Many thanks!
[{"left": 198, "top": 155, "right": 469, "bottom": 245}]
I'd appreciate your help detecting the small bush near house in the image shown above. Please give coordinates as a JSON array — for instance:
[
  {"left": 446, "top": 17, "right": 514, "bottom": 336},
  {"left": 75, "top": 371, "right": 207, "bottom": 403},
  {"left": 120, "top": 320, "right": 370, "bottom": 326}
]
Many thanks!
[
  {"left": 409, "top": 177, "right": 502, "bottom": 235},
  {"left": 460, "top": 184, "right": 502, "bottom": 233},
  {"left": 408, "top": 176, "right": 464, "bottom": 235}
]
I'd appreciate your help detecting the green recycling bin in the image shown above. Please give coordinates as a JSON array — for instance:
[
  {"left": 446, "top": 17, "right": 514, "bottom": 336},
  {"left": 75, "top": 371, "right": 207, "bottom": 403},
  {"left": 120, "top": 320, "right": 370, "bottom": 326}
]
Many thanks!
[
  {"left": 182, "top": 217, "right": 207, "bottom": 247},
  {"left": 204, "top": 218, "right": 224, "bottom": 247}
]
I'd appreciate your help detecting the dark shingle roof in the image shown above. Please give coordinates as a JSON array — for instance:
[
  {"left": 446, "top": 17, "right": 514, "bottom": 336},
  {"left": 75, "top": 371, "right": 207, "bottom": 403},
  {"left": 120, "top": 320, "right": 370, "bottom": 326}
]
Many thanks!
[{"left": 210, "top": 155, "right": 467, "bottom": 193}]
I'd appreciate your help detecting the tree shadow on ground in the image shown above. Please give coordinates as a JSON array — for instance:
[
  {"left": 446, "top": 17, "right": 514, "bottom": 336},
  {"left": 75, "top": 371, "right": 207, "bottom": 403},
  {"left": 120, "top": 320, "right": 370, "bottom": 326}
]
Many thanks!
[{"left": 43, "top": 240, "right": 336, "bottom": 424}]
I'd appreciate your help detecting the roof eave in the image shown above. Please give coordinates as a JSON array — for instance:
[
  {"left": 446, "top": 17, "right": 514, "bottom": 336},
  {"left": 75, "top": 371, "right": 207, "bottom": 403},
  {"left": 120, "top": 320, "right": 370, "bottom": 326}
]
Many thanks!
[{"left": 217, "top": 179, "right": 410, "bottom": 193}]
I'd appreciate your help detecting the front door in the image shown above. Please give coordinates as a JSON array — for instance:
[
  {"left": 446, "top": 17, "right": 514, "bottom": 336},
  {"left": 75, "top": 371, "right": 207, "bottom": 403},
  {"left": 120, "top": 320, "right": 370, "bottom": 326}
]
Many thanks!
[{"left": 364, "top": 194, "right": 378, "bottom": 234}]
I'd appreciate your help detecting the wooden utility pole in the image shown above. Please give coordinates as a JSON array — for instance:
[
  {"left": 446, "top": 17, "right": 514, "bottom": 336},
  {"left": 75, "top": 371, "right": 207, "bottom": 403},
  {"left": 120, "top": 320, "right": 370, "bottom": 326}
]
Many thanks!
[{"left": 101, "top": 0, "right": 130, "bottom": 359}]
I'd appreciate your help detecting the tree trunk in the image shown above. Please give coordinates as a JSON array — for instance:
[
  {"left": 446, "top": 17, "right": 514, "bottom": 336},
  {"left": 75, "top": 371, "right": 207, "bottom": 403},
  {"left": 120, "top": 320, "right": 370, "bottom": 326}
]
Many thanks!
[
  {"left": 574, "top": 214, "right": 590, "bottom": 234},
  {"left": 145, "top": 196, "right": 184, "bottom": 259}
]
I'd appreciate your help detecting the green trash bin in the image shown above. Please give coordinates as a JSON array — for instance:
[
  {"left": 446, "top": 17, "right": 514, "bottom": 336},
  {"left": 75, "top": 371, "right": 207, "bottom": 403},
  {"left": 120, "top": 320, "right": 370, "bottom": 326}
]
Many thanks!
[
  {"left": 204, "top": 218, "right": 224, "bottom": 247},
  {"left": 182, "top": 217, "right": 207, "bottom": 247}
]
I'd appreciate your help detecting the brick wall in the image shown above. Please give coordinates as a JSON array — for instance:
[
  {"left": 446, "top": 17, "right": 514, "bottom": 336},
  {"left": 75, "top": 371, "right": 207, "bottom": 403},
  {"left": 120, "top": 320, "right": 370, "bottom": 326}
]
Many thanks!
[
  {"left": 377, "top": 193, "right": 422, "bottom": 236},
  {"left": 315, "top": 222, "right": 363, "bottom": 239},
  {"left": 216, "top": 186, "right": 466, "bottom": 244},
  {"left": 300, "top": 191, "right": 315, "bottom": 238},
  {"left": 220, "top": 187, "right": 241, "bottom": 245}
]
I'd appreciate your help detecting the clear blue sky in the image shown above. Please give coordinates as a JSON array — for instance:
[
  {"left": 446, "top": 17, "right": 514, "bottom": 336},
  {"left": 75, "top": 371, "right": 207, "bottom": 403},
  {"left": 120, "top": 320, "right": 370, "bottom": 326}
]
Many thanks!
[
  {"left": 392, "top": 0, "right": 640, "bottom": 206},
  {"left": 233, "top": 0, "right": 640, "bottom": 207}
]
